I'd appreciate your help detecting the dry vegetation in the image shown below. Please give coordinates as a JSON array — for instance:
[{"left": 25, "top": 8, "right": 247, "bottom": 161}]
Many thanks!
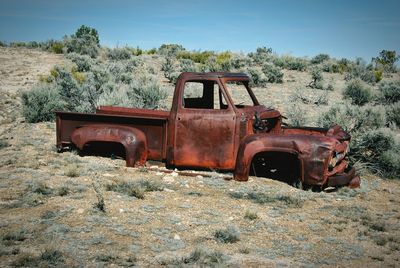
[{"left": 0, "top": 45, "right": 400, "bottom": 267}]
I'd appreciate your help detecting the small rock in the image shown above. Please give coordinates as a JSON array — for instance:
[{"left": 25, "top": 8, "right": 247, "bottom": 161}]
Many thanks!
[
  {"left": 171, "top": 172, "right": 179, "bottom": 177},
  {"left": 156, "top": 172, "right": 163, "bottom": 176},
  {"left": 163, "top": 176, "right": 175, "bottom": 183},
  {"left": 174, "top": 234, "right": 181, "bottom": 240},
  {"left": 77, "top": 208, "right": 84, "bottom": 214},
  {"left": 164, "top": 188, "right": 175, "bottom": 192},
  {"left": 196, "top": 175, "right": 203, "bottom": 179},
  {"left": 119, "top": 208, "right": 124, "bottom": 213}
]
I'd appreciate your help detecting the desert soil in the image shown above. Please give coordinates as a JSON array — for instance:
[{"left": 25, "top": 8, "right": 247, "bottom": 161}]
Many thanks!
[{"left": 0, "top": 47, "right": 399, "bottom": 267}]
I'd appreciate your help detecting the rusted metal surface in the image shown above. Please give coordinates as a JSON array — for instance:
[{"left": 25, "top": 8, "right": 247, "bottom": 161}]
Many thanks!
[
  {"left": 56, "top": 72, "right": 360, "bottom": 189},
  {"left": 71, "top": 124, "right": 148, "bottom": 167}
]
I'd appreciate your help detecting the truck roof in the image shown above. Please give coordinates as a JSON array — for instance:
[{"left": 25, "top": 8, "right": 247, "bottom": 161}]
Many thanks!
[{"left": 178, "top": 72, "right": 249, "bottom": 80}]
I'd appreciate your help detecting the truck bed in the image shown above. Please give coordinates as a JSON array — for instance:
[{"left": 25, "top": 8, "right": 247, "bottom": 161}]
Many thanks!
[{"left": 56, "top": 107, "right": 169, "bottom": 161}]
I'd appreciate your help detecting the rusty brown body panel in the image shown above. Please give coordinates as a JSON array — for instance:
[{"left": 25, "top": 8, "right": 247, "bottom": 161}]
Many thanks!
[
  {"left": 71, "top": 124, "right": 147, "bottom": 167},
  {"left": 56, "top": 72, "right": 359, "bottom": 189},
  {"left": 56, "top": 111, "right": 167, "bottom": 161}
]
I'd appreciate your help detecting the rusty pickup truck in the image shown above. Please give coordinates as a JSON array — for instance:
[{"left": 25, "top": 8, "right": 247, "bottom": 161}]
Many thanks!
[{"left": 56, "top": 72, "right": 360, "bottom": 189}]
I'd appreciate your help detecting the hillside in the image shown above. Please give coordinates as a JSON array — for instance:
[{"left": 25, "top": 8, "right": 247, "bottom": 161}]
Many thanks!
[{"left": 0, "top": 47, "right": 399, "bottom": 267}]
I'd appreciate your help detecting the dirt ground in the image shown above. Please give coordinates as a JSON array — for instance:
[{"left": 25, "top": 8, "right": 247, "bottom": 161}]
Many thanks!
[{"left": 0, "top": 47, "right": 399, "bottom": 267}]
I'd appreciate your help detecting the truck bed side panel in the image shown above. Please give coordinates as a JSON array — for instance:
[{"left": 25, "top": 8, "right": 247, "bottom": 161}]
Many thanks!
[{"left": 56, "top": 111, "right": 168, "bottom": 160}]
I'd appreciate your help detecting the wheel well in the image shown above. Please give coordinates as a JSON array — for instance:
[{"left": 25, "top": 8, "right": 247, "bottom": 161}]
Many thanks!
[
  {"left": 80, "top": 141, "right": 126, "bottom": 159},
  {"left": 250, "top": 151, "right": 301, "bottom": 185}
]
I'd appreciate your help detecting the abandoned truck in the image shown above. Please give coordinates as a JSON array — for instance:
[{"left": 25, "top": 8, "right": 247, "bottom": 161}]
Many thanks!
[{"left": 56, "top": 72, "right": 360, "bottom": 189}]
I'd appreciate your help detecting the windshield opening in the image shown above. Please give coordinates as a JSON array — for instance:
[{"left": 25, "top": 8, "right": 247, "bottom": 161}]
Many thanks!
[{"left": 224, "top": 81, "right": 259, "bottom": 108}]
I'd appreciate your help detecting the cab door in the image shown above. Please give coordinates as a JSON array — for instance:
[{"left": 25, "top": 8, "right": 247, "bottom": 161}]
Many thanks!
[{"left": 173, "top": 79, "right": 236, "bottom": 170}]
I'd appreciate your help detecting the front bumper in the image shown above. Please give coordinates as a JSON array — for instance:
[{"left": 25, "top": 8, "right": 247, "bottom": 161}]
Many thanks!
[{"left": 327, "top": 166, "right": 360, "bottom": 188}]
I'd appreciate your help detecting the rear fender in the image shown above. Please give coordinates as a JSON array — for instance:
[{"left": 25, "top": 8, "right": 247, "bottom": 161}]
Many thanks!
[
  {"left": 71, "top": 124, "right": 148, "bottom": 167},
  {"left": 234, "top": 134, "right": 303, "bottom": 181}
]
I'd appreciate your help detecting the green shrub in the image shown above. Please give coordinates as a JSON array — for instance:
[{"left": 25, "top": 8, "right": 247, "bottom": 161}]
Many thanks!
[
  {"left": 286, "top": 105, "right": 308, "bottom": 126},
  {"left": 385, "top": 102, "right": 400, "bottom": 127},
  {"left": 158, "top": 43, "right": 185, "bottom": 56},
  {"left": 66, "top": 53, "right": 93, "bottom": 72},
  {"left": 230, "top": 54, "right": 252, "bottom": 69},
  {"left": 64, "top": 25, "right": 100, "bottom": 58},
  {"left": 352, "top": 128, "right": 400, "bottom": 177},
  {"left": 128, "top": 74, "right": 167, "bottom": 109},
  {"left": 373, "top": 50, "right": 399, "bottom": 73},
  {"left": 0, "top": 41, "right": 7, "bottom": 47},
  {"left": 343, "top": 79, "right": 373, "bottom": 105},
  {"left": 50, "top": 41, "right": 64, "bottom": 54},
  {"left": 378, "top": 81, "right": 400, "bottom": 104},
  {"left": 309, "top": 68, "right": 323, "bottom": 89},
  {"left": 318, "top": 104, "right": 386, "bottom": 132},
  {"left": 246, "top": 67, "right": 268, "bottom": 86},
  {"left": 261, "top": 63, "right": 284, "bottom": 83},
  {"left": 273, "top": 55, "right": 308, "bottom": 71},
  {"left": 248, "top": 46, "right": 273, "bottom": 64},
  {"left": 311, "top": 53, "right": 330, "bottom": 64},
  {"left": 107, "top": 47, "right": 132, "bottom": 61},
  {"left": 176, "top": 50, "right": 214, "bottom": 64},
  {"left": 179, "top": 58, "right": 197, "bottom": 72},
  {"left": 22, "top": 84, "right": 66, "bottom": 122},
  {"left": 214, "top": 226, "right": 240, "bottom": 243},
  {"left": 162, "top": 56, "right": 179, "bottom": 83}
]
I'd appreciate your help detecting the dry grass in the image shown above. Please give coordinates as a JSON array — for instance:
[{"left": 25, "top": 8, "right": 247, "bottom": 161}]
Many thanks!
[{"left": 0, "top": 47, "right": 399, "bottom": 267}]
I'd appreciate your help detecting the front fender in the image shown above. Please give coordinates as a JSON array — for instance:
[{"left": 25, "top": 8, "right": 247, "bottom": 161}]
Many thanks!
[
  {"left": 71, "top": 124, "right": 148, "bottom": 167},
  {"left": 234, "top": 133, "right": 336, "bottom": 185}
]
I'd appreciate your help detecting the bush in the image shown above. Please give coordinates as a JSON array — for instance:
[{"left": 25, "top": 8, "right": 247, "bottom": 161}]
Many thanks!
[
  {"left": 261, "top": 63, "right": 283, "bottom": 83},
  {"left": 64, "top": 25, "right": 100, "bottom": 58},
  {"left": 352, "top": 128, "right": 400, "bottom": 177},
  {"left": 179, "top": 58, "right": 197, "bottom": 72},
  {"left": 378, "top": 81, "right": 400, "bottom": 104},
  {"left": 128, "top": 74, "right": 167, "bottom": 109},
  {"left": 158, "top": 44, "right": 185, "bottom": 56},
  {"left": 214, "top": 226, "right": 240, "bottom": 243},
  {"left": 230, "top": 54, "right": 252, "bottom": 69},
  {"left": 311, "top": 53, "right": 330, "bottom": 64},
  {"left": 22, "top": 84, "right": 66, "bottom": 122},
  {"left": 373, "top": 50, "right": 399, "bottom": 73},
  {"left": 385, "top": 102, "right": 400, "bottom": 127},
  {"left": 248, "top": 46, "right": 273, "bottom": 64},
  {"left": 286, "top": 105, "right": 308, "bottom": 126},
  {"left": 0, "top": 41, "right": 7, "bottom": 47},
  {"left": 343, "top": 79, "right": 373, "bottom": 105},
  {"left": 162, "top": 56, "right": 178, "bottom": 83},
  {"left": 318, "top": 104, "right": 386, "bottom": 132},
  {"left": 273, "top": 55, "right": 308, "bottom": 71},
  {"left": 107, "top": 47, "right": 132, "bottom": 61},
  {"left": 176, "top": 50, "right": 214, "bottom": 64},
  {"left": 66, "top": 53, "right": 93, "bottom": 72},
  {"left": 309, "top": 68, "right": 323, "bottom": 89},
  {"left": 246, "top": 67, "right": 268, "bottom": 87}
]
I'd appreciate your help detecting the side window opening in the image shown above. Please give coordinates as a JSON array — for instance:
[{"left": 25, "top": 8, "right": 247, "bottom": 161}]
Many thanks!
[{"left": 183, "top": 81, "right": 228, "bottom": 110}]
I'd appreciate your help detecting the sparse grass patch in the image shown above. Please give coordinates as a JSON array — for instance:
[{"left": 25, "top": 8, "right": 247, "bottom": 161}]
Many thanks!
[
  {"left": 12, "top": 249, "right": 65, "bottom": 267},
  {"left": 105, "top": 179, "right": 164, "bottom": 199},
  {"left": 92, "top": 180, "right": 106, "bottom": 212},
  {"left": 29, "top": 181, "right": 53, "bottom": 196},
  {"left": 214, "top": 225, "right": 240, "bottom": 243},
  {"left": 64, "top": 164, "right": 80, "bottom": 177},
  {"left": 0, "top": 139, "right": 9, "bottom": 149},
  {"left": 57, "top": 186, "right": 70, "bottom": 196},
  {"left": 229, "top": 190, "right": 303, "bottom": 208},
  {"left": 2, "top": 230, "right": 28, "bottom": 242},
  {"left": 244, "top": 210, "right": 258, "bottom": 220},
  {"left": 160, "top": 247, "right": 225, "bottom": 266}
]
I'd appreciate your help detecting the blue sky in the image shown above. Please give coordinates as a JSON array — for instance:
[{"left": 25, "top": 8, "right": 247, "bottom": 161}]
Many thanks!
[{"left": 0, "top": 0, "right": 399, "bottom": 61}]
